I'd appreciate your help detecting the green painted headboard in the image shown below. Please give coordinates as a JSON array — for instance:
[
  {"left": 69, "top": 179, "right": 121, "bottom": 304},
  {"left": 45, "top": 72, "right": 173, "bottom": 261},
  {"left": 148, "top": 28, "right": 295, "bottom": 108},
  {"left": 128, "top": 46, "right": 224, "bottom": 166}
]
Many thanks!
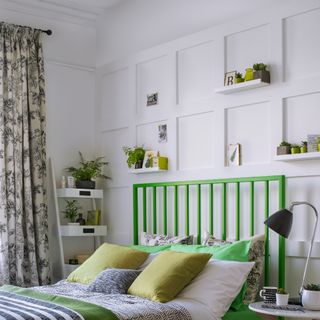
[{"left": 133, "top": 175, "right": 286, "bottom": 288}]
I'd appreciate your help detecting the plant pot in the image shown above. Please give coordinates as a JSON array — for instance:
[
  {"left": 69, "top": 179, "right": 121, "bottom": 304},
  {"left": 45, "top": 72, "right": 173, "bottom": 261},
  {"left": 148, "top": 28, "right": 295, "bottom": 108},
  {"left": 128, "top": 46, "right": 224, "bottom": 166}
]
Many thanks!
[
  {"left": 68, "top": 222, "right": 80, "bottom": 226},
  {"left": 291, "top": 147, "right": 300, "bottom": 154},
  {"left": 75, "top": 180, "right": 96, "bottom": 189},
  {"left": 235, "top": 78, "right": 244, "bottom": 84},
  {"left": 135, "top": 160, "right": 143, "bottom": 169},
  {"left": 276, "top": 293, "right": 289, "bottom": 306},
  {"left": 302, "top": 289, "right": 320, "bottom": 310},
  {"left": 277, "top": 146, "right": 291, "bottom": 155},
  {"left": 253, "top": 70, "right": 270, "bottom": 83},
  {"left": 300, "top": 146, "right": 307, "bottom": 153}
]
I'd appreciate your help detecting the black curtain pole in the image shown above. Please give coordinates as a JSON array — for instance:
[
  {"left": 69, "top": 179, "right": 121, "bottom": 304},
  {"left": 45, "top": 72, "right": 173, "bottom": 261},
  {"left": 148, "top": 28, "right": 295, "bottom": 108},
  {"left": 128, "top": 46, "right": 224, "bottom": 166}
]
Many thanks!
[{"left": 16, "top": 24, "right": 52, "bottom": 36}]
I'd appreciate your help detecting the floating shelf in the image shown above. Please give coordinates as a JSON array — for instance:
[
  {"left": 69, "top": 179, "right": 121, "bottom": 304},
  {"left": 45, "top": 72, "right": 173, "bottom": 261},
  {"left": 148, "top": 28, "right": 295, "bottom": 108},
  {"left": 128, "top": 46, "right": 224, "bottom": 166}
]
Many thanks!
[
  {"left": 274, "top": 152, "right": 320, "bottom": 162},
  {"left": 60, "top": 225, "right": 107, "bottom": 236},
  {"left": 129, "top": 168, "right": 168, "bottom": 174},
  {"left": 64, "top": 263, "right": 79, "bottom": 274},
  {"left": 215, "top": 79, "right": 270, "bottom": 94},
  {"left": 57, "top": 188, "right": 103, "bottom": 199}
]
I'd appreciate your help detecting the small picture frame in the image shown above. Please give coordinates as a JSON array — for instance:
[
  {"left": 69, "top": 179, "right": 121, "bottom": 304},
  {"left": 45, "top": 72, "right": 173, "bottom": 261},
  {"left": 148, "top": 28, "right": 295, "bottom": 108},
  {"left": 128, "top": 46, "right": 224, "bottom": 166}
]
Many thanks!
[
  {"left": 158, "top": 124, "right": 167, "bottom": 143},
  {"left": 142, "top": 150, "right": 157, "bottom": 168},
  {"left": 147, "top": 92, "right": 158, "bottom": 106},
  {"left": 224, "top": 71, "right": 236, "bottom": 86},
  {"left": 307, "top": 134, "right": 320, "bottom": 152},
  {"left": 227, "top": 143, "right": 241, "bottom": 166}
]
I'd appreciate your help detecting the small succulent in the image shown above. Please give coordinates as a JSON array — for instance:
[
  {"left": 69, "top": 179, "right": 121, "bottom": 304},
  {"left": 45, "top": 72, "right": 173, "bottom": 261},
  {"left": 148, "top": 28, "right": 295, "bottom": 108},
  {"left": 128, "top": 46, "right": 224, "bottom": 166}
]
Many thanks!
[
  {"left": 304, "top": 283, "right": 320, "bottom": 291},
  {"left": 277, "top": 288, "right": 287, "bottom": 294},
  {"left": 235, "top": 72, "right": 243, "bottom": 79},
  {"left": 279, "top": 141, "right": 291, "bottom": 147},
  {"left": 253, "top": 63, "right": 268, "bottom": 71}
]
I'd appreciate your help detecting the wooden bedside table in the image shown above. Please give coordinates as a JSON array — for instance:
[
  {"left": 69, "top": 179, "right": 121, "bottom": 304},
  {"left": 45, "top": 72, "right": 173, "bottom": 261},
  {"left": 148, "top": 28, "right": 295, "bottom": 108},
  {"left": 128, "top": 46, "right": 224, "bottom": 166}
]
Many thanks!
[{"left": 249, "top": 302, "right": 320, "bottom": 319}]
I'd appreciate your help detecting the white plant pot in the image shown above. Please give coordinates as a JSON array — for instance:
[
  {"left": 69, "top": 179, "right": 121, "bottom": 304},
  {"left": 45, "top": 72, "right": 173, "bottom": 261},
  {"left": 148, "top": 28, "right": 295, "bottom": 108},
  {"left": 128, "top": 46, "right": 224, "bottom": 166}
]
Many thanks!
[
  {"left": 276, "top": 293, "right": 289, "bottom": 306},
  {"left": 302, "top": 290, "right": 320, "bottom": 310},
  {"left": 67, "top": 222, "right": 80, "bottom": 226}
]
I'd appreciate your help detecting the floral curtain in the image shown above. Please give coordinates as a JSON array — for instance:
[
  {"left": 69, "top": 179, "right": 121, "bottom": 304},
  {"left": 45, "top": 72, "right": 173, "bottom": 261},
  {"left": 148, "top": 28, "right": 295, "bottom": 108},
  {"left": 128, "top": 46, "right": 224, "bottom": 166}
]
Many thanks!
[{"left": 0, "top": 22, "right": 50, "bottom": 286}]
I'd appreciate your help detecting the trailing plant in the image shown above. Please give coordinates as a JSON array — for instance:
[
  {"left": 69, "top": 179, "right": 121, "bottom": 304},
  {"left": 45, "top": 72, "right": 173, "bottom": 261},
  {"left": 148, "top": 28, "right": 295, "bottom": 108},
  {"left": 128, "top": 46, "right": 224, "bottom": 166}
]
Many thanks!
[
  {"left": 278, "top": 141, "right": 291, "bottom": 147},
  {"left": 277, "top": 288, "right": 287, "bottom": 294},
  {"left": 304, "top": 283, "right": 320, "bottom": 291},
  {"left": 253, "top": 63, "right": 268, "bottom": 71},
  {"left": 123, "top": 146, "right": 145, "bottom": 168},
  {"left": 63, "top": 200, "right": 81, "bottom": 222},
  {"left": 235, "top": 72, "right": 243, "bottom": 79},
  {"left": 66, "top": 152, "right": 109, "bottom": 182}
]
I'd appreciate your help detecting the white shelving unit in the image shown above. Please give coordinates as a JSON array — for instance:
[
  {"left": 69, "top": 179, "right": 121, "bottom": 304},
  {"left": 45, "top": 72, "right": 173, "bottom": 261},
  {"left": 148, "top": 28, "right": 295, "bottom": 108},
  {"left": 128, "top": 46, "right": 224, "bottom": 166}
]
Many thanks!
[
  {"left": 129, "top": 167, "right": 168, "bottom": 174},
  {"left": 274, "top": 152, "right": 320, "bottom": 162},
  {"left": 215, "top": 79, "right": 270, "bottom": 94}
]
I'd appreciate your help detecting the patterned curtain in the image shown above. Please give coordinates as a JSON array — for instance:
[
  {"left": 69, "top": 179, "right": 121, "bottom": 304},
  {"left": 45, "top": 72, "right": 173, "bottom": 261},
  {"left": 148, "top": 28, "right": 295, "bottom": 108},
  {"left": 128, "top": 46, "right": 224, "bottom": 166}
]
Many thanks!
[{"left": 0, "top": 22, "right": 50, "bottom": 286}]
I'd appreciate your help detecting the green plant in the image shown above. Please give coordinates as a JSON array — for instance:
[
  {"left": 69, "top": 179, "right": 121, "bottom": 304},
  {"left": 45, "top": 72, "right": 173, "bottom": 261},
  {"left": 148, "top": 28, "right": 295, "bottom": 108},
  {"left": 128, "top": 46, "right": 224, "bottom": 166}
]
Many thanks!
[
  {"left": 301, "top": 141, "right": 308, "bottom": 147},
  {"left": 304, "top": 284, "right": 320, "bottom": 291},
  {"left": 291, "top": 144, "right": 300, "bottom": 148},
  {"left": 66, "top": 152, "right": 109, "bottom": 182},
  {"left": 123, "top": 146, "right": 145, "bottom": 168},
  {"left": 235, "top": 72, "right": 243, "bottom": 79},
  {"left": 63, "top": 200, "right": 81, "bottom": 222},
  {"left": 253, "top": 63, "right": 268, "bottom": 71},
  {"left": 277, "top": 288, "right": 287, "bottom": 294},
  {"left": 278, "top": 141, "right": 291, "bottom": 147}
]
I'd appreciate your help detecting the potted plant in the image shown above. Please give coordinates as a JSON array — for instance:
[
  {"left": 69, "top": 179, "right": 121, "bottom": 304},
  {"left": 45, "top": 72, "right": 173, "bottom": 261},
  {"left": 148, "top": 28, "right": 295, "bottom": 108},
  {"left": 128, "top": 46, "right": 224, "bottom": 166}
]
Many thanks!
[
  {"left": 123, "top": 146, "right": 146, "bottom": 169},
  {"left": 235, "top": 72, "right": 244, "bottom": 84},
  {"left": 66, "top": 152, "right": 109, "bottom": 189},
  {"left": 253, "top": 63, "right": 270, "bottom": 83},
  {"left": 302, "top": 284, "right": 320, "bottom": 310},
  {"left": 63, "top": 200, "right": 81, "bottom": 225},
  {"left": 291, "top": 144, "right": 301, "bottom": 154},
  {"left": 300, "top": 141, "right": 308, "bottom": 153},
  {"left": 276, "top": 288, "right": 289, "bottom": 306},
  {"left": 277, "top": 141, "right": 291, "bottom": 155}
]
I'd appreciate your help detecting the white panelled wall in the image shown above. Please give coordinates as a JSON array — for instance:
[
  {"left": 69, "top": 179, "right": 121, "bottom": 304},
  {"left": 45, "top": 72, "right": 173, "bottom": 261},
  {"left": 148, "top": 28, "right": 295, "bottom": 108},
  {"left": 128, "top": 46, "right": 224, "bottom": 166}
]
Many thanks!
[{"left": 95, "top": 0, "right": 320, "bottom": 299}]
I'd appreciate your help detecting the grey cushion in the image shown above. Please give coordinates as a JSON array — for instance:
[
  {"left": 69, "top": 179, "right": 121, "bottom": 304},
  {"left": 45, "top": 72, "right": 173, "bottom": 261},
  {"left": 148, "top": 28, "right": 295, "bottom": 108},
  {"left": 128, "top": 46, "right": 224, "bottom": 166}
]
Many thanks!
[{"left": 88, "top": 268, "right": 141, "bottom": 294}]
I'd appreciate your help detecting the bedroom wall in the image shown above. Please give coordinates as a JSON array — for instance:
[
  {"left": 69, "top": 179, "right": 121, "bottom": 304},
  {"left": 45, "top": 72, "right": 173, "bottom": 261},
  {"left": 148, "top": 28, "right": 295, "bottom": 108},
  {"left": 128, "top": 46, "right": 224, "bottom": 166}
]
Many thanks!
[{"left": 95, "top": 0, "right": 320, "bottom": 299}]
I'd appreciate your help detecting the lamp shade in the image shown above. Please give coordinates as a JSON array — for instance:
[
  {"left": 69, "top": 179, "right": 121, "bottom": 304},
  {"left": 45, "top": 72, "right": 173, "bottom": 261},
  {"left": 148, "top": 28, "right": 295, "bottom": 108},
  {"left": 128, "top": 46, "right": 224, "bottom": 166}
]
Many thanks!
[{"left": 264, "top": 209, "right": 293, "bottom": 238}]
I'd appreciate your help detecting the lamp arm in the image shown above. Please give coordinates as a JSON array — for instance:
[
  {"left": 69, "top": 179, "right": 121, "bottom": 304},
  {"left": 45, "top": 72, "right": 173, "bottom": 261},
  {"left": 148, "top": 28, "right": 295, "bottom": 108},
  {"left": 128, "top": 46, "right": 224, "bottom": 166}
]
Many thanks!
[{"left": 290, "top": 202, "right": 319, "bottom": 295}]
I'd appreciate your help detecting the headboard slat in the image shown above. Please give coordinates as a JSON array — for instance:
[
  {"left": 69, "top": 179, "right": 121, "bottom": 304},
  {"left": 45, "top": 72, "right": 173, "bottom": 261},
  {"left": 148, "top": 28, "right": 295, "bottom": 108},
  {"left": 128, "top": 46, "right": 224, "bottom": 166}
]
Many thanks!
[
  {"left": 236, "top": 182, "right": 241, "bottom": 241},
  {"left": 264, "top": 180, "right": 270, "bottom": 285},
  {"left": 222, "top": 183, "right": 227, "bottom": 241},
  {"left": 209, "top": 184, "right": 214, "bottom": 235},
  {"left": 174, "top": 186, "right": 179, "bottom": 236},
  {"left": 250, "top": 181, "right": 255, "bottom": 237},
  {"left": 185, "top": 185, "right": 190, "bottom": 236}
]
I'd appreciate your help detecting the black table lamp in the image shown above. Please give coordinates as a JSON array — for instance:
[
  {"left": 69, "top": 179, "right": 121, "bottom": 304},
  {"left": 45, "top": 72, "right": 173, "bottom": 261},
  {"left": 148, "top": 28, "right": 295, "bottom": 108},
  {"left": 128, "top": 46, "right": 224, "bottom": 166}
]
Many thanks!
[{"left": 265, "top": 202, "right": 319, "bottom": 296}]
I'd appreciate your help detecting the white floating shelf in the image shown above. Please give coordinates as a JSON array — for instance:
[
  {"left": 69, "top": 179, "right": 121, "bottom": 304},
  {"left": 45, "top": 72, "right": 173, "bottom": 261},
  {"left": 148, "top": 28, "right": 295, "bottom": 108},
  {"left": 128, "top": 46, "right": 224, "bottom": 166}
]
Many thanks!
[
  {"left": 57, "top": 188, "right": 103, "bottom": 199},
  {"left": 274, "top": 152, "right": 320, "bottom": 162},
  {"left": 64, "top": 263, "right": 79, "bottom": 275},
  {"left": 129, "top": 168, "right": 168, "bottom": 174},
  {"left": 60, "top": 225, "right": 107, "bottom": 236},
  {"left": 215, "top": 79, "right": 270, "bottom": 94}
]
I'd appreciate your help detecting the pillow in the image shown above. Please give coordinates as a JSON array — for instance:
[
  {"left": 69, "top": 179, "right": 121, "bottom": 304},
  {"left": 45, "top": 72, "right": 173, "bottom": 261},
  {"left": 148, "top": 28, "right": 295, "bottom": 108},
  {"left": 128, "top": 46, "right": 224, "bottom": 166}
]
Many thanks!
[
  {"left": 67, "top": 243, "right": 149, "bottom": 284},
  {"left": 202, "top": 230, "right": 232, "bottom": 246},
  {"left": 140, "top": 232, "right": 194, "bottom": 246},
  {"left": 130, "top": 244, "right": 172, "bottom": 253},
  {"left": 88, "top": 268, "right": 141, "bottom": 294},
  {"left": 178, "top": 259, "right": 254, "bottom": 319},
  {"left": 128, "top": 250, "right": 212, "bottom": 302}
]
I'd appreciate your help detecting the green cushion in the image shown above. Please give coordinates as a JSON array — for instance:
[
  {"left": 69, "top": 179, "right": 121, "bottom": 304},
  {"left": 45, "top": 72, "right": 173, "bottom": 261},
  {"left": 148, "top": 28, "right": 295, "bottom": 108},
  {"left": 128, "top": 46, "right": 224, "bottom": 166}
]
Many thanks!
[
  {"left": 67, "top": 243, "right": 149, "bottom": 284},
  {"left": 128, "top": 250, "right": 211, "bottom": 302},
  {"left": 130, "top": 244, "right": 172, "bottom": 253},
  {"left": 170, "top": 240, "right": 252, "bottom": 309}
]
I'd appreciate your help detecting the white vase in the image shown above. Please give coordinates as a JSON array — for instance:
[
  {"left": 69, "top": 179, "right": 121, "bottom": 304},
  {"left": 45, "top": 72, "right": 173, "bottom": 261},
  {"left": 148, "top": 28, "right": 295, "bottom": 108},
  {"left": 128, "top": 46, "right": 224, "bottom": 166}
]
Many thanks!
[
  {"left": 302, "top": 290, "right": 320, "bottom": 310},
  {"left": 276, "top": 293, "right": 289, "bottom": 306}
]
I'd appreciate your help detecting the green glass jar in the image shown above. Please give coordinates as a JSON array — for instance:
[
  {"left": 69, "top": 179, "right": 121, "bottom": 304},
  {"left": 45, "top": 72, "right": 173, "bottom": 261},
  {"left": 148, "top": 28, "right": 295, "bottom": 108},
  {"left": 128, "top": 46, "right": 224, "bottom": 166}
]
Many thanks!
[{"left": 245, "top": 68, "right": 254, "bottom": 81}]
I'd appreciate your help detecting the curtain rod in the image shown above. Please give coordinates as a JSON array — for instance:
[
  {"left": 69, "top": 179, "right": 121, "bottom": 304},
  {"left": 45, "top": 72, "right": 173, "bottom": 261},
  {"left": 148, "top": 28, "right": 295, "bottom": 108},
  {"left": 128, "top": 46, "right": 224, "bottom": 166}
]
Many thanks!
[{"left": 16, "top": 24, "right": 52, "bottom": 36}]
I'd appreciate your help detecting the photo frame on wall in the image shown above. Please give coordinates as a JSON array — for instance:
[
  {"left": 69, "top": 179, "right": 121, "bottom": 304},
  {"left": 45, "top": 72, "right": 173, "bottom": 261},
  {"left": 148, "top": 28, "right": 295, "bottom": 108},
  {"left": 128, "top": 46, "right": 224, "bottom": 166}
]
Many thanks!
[
  {"left": 146, "top": 92, "right": 158, "bottom": 106},
  {"left": 227, "top": 143, "right": 241, "bottom": 166},
  {"left": 158, "top": 124, "right": 167, "bottom": 143},
  {"left": 307, "top": 134, "right": 320, "bottom": 152},
  {"left": 224, "top": 71, "right": 236, "bottom": 86}
]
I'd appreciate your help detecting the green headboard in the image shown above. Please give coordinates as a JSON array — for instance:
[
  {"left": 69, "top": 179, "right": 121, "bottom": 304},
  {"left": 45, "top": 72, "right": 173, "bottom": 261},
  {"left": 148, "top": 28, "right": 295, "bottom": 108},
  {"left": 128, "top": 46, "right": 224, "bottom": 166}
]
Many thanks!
[{"left": 133, "top": 175, "right": 286, "bottom": 288}]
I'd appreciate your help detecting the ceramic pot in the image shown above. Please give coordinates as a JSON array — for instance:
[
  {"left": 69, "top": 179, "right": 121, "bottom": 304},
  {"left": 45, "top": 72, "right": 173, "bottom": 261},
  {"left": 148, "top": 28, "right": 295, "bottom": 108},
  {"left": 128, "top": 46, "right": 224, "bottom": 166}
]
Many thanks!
[
  {"left": 253, "top": 70, "right": 270, "bottom": 83},
  {"left": 302, "top": 290, "right": 320, "bottom": 310},
  {"left": 276, "top": 293, "right": 289, "bottom": 306},
  {"left": 291, "top": 147, "right": 300, "bottom": 154},
  {"left": 277, "top": 146, "right": 291, "bottom": 155},
  {"left": 75, "top": 180, "right": 95, "bottom": 189},
  {"left": 300, "top": 146, "right": 307, "bottom": 153}
]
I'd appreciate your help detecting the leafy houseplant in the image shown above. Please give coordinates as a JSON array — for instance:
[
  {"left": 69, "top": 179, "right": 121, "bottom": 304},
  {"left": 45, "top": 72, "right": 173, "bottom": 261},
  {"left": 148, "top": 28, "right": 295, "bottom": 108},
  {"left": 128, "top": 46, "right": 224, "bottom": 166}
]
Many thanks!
[
  {"left": 300, "top": 141, "right": 308, "bottom": 153},
  {"left": 63, "top": 200, "right": 81, "bottom": 224},
  {"left": 235, "top": 72, "right": 244, "bottom": 84},
  {"left": 302, "top": 284, "right": 320, "bottom": 310},
  {"left": 276, "top": 288, "right": 289, "bottom": 306},
  {"left": 66, "top": 152, "right": 109, "bottom": 189},
  {"left": 277, "top": 141, "right": 291, "bottom": 155},
  {"left": 123, "top": 146, "right": 145, "bottom": 169},
  {"left": 291, "top": 144, "right": 301, "bottom": 154},
  {"left": 253, "top": 63, "right": 270, "bottom": 83}
]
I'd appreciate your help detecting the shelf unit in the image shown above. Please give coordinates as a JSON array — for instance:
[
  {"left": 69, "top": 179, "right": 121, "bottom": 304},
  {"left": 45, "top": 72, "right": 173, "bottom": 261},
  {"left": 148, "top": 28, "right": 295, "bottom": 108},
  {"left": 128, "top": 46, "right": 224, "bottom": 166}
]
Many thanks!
[
  {"left": 129, "top": 168, "right": 168, "bottom": 174},
  {"left": 274, "top": 152, "right": 320, "bottom": 162},
  {"left": 215, "top": 79, "right": 270, "bottom": 94}
]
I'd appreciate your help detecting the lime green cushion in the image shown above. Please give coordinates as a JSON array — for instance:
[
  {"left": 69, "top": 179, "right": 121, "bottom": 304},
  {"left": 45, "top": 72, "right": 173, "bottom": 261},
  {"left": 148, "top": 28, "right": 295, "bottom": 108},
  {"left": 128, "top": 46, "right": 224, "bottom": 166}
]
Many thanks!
[
  {"left": 67, "top": 243, "right": 149, "bottom": 284},
  {"left": 128, "top": 250, "right": 212, "bottom": 302},
  {"left": 130, "top": 244, "right": 172, "bottom": 253}
]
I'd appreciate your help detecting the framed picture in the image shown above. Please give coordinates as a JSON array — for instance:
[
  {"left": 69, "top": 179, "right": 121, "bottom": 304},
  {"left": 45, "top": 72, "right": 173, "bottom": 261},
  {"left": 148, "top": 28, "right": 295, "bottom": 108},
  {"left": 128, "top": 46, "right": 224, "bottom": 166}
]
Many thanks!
[
  {"left": 227, "top": 143, "right": 241, "bottom": 166},
  {"left": 86, "top": 209, "right": 101, "bottom": 225},
  {"left": 224, "top": 71, "right": 236, "bottom": 86},
  {"left": 146, "top": 92, "right": 158, "bottom": 106},
  {"left": 158, "top": 124, "right": 167, "bottom": 143},
  {"left": 307, "top": 134, "right": 320, "bottom": 152},
  {"left": 142, "top": 150, "right": 157, "bottom": 168}
]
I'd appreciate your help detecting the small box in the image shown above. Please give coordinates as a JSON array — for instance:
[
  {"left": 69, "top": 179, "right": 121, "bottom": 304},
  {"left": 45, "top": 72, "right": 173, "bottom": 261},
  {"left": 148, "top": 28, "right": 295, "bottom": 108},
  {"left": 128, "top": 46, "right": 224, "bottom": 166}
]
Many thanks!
[
  {"left": 86, "top": 210, "right": 101, "bottom": 225},
  {"left": 153, "top": 156, "right": 168, "bottom": 170}
]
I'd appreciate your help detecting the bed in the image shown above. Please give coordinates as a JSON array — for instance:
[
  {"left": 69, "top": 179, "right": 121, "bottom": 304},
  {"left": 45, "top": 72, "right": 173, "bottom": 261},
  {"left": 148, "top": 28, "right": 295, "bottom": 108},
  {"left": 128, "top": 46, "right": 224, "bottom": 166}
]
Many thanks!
[{"left": 0, "top": 175, "right": 286, "bottom": 320}]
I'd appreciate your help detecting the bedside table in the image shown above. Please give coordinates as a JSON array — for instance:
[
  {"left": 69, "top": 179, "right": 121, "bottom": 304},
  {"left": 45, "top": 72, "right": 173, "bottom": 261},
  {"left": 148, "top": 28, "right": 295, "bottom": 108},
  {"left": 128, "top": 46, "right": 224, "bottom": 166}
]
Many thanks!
[{"left": 249, "top": 302, "right": 320, "bottom": 319}]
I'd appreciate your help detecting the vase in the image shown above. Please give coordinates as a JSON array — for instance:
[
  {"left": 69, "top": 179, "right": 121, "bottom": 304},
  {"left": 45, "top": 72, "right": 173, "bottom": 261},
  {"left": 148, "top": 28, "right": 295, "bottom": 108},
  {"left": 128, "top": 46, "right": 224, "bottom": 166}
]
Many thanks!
[{"left": 244, "top": 68, "right": 254, "bottom": 81}]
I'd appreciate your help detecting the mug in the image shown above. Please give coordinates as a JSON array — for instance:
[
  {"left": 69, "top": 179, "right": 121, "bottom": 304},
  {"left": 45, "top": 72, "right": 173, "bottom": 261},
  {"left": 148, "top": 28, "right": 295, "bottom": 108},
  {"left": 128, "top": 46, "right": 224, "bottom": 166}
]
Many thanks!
[{"left": 260, "top": 286, "right": 277, "bottom": 304}]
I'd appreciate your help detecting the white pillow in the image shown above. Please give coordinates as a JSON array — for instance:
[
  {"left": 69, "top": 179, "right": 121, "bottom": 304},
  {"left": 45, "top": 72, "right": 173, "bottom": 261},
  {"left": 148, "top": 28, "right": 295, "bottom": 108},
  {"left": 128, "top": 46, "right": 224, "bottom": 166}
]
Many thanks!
[{"left": 177, "top": 259, "right": 254, "bottom": 319}]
